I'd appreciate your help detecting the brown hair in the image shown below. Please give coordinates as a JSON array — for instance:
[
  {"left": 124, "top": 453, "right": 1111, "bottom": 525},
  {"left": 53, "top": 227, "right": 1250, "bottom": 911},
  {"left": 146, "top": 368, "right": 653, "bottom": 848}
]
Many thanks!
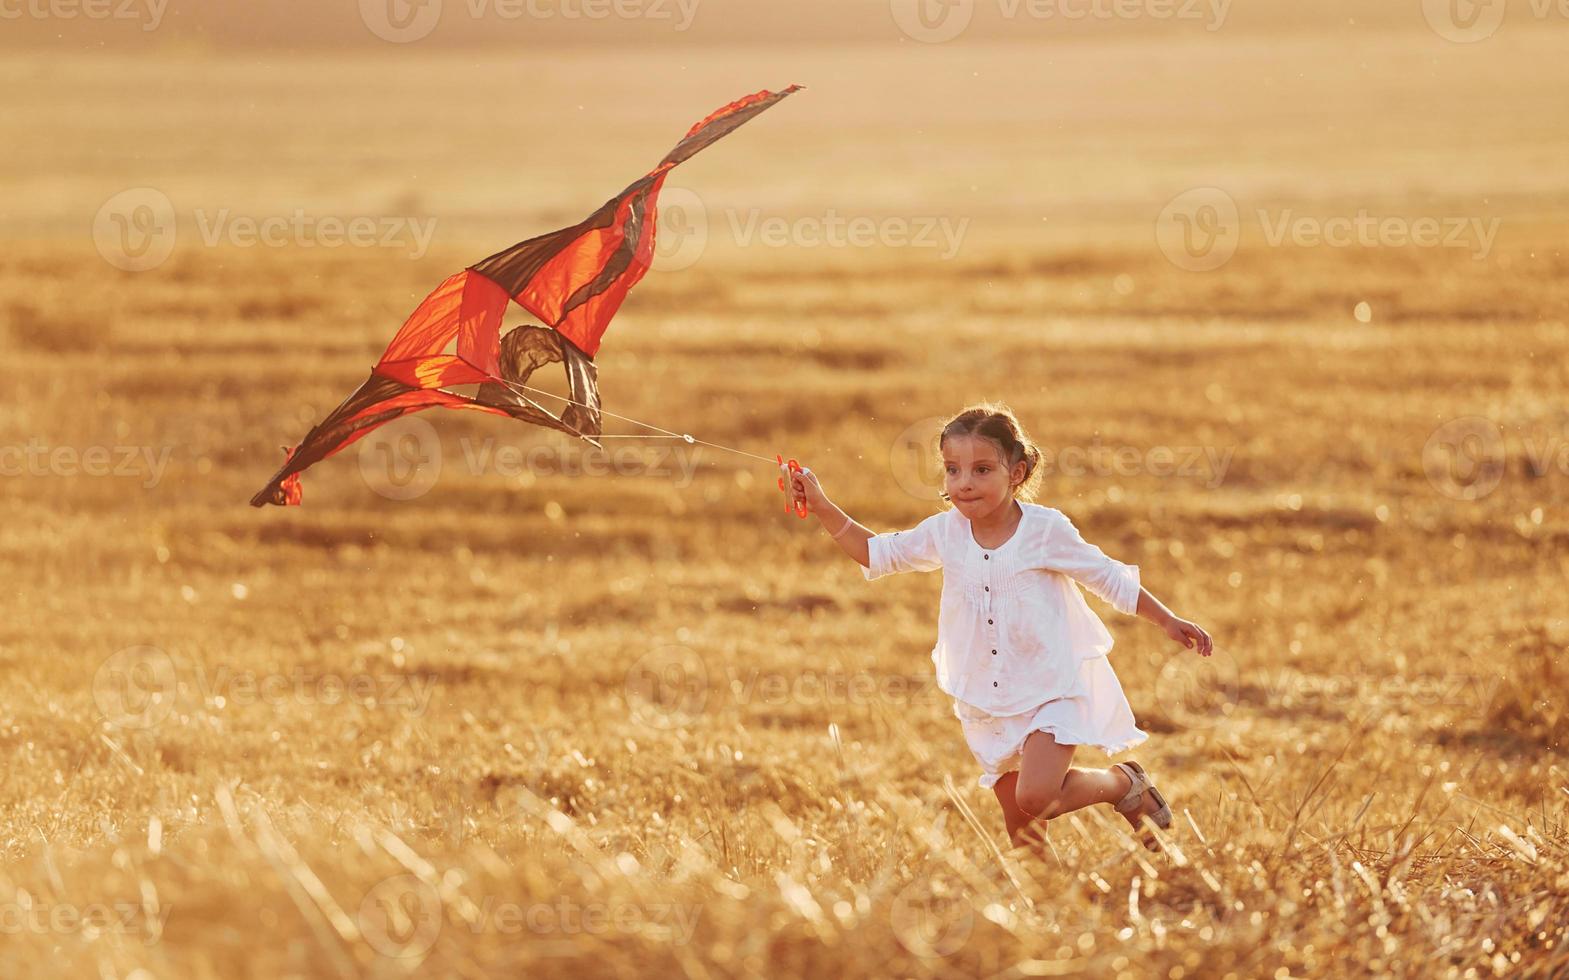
[{"left": 937, "top": 402, "right": 1044, "bottom": 503}]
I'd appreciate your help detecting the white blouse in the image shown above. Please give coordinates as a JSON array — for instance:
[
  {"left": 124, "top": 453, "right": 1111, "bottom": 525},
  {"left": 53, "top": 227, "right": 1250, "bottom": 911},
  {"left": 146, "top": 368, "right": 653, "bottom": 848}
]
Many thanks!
[{"left": 860, "top": 501, "right": 1142, "bottom": 715}]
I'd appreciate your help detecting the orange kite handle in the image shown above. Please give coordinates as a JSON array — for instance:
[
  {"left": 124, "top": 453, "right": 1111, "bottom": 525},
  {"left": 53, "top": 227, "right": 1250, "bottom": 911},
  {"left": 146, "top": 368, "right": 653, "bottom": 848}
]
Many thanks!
[{"left": 776, "top": 454, "right": 809, "bottom": 518}]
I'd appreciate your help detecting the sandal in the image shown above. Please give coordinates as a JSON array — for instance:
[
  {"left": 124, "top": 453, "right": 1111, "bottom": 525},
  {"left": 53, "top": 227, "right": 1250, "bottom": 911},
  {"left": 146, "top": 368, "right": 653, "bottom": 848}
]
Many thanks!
[{"left": 1112, "top": 761, "right": 1173, "bottom": 849}]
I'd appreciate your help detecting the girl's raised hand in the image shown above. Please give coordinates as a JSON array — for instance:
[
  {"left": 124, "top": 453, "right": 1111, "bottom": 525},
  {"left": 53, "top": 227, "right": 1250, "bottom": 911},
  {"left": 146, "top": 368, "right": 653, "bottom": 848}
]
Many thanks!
[
  {"left": 779, "top": 461, "right": 830, "bottom": 516},
  {"left": 1163, "top": 616, "right": 1214, "bottom": 657}
]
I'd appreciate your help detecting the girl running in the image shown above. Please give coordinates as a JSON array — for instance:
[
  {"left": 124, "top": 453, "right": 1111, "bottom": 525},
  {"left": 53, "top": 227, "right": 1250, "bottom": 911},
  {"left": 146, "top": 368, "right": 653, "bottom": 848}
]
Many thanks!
[{"left": 781, "top": 404, "right": 1213, "bottom": 852}]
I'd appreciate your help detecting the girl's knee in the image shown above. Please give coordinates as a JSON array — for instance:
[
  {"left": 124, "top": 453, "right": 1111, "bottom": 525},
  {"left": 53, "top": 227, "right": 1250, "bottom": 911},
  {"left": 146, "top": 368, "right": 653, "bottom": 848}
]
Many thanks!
[{"left": 1014, "top": 782, "right": 1064, "bottom": 821}]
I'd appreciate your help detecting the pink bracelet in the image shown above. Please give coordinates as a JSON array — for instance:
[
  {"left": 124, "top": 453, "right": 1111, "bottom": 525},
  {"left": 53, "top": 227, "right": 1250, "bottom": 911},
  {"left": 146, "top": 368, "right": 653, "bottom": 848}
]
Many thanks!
[{"left": 830, "top": 514, "right": 855, "bottom": 538}]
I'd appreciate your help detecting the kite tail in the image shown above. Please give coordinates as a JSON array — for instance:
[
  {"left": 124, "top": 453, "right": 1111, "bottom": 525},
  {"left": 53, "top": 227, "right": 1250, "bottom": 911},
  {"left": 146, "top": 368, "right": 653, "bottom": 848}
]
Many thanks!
[
  {"left": 253, "top": 446, "right": 303, "bottom": 507},
  {"left": 278, "top": 467, "right": 303, "bottom": 506}
]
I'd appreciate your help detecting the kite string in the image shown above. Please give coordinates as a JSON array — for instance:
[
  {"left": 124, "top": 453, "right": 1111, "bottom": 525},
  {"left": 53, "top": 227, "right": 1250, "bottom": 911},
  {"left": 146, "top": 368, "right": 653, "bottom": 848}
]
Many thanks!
[{"left": 487, "top": 376, "right": 784, "bottom": 467}]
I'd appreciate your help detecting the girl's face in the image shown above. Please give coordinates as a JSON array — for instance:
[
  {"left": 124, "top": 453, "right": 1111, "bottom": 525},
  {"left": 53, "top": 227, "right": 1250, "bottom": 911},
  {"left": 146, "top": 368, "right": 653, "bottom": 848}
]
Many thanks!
[{"left": 941, "top": 433, "right": 1025, "bottom": 522}]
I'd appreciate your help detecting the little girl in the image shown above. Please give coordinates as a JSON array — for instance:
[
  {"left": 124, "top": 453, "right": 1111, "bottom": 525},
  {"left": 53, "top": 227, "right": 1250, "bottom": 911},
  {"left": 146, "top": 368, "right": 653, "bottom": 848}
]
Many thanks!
[{"left": 782, "top": 404, "right": 1213, "bottom": 852}]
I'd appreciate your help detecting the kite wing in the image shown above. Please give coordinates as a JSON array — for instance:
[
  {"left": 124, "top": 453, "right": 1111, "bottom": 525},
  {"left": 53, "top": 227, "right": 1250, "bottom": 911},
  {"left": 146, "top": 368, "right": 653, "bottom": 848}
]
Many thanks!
[{"left": 250, "top": 84, "right": 802, "bottom": 507}]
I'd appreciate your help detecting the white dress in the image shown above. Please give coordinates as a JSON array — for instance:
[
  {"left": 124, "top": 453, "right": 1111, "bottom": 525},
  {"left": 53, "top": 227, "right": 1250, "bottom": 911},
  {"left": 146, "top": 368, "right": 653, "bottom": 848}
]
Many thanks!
[
  {"left": 861, "top": 500, "right": 1149, "bottom": 788},
  {"left": 950, "top": 656, "right": 1148, "bottom": 788}
]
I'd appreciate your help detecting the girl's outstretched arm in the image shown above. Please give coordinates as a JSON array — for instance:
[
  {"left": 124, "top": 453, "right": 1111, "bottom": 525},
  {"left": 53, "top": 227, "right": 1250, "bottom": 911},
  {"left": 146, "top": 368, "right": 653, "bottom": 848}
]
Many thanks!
[
  {"left": 781, "top": 463, "right": 873, "bottom": 568},
  {"left": 1135, "top": 588, "right": 1215, "bottom": 657},
  {"left": 1044, "top": 507, "right": 1215, "bottom": 658}
]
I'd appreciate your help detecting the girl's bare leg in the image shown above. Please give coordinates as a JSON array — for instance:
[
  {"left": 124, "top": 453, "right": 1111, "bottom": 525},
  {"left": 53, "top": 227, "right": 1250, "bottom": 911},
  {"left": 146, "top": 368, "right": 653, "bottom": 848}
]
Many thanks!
[
  {"left": 990, "top": 771, "right": 1048, "bottom": 854},
  {"left": 1004, "top": 732, "right": 1145, "bottom": 846}
]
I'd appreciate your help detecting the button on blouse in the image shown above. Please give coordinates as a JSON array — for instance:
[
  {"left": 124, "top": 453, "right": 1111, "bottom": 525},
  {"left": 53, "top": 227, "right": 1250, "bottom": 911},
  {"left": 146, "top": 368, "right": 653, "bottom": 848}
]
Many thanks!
[{"left": 859, "top": 502, "right": 1141, "bottom": 715}]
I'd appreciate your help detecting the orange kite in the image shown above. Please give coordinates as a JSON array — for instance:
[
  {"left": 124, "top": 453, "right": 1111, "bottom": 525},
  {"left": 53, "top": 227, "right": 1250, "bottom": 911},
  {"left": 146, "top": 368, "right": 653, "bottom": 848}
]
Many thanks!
[{"left": 251, "top": 85, "right": 802, "bottom": 507}]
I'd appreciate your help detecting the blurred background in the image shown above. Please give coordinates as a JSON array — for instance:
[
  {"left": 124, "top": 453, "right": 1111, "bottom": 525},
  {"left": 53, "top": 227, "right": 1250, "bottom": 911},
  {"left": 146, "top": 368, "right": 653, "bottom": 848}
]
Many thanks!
[{"left": 2, "top": 1, "right": 1566, "bottom": 976}]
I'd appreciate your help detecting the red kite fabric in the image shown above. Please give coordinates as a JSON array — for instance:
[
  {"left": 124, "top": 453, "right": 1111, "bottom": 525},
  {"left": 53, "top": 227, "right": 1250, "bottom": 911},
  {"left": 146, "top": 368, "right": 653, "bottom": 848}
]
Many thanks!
[{"left": 250, "top": 84, "right": 802, "bottom": 507}]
